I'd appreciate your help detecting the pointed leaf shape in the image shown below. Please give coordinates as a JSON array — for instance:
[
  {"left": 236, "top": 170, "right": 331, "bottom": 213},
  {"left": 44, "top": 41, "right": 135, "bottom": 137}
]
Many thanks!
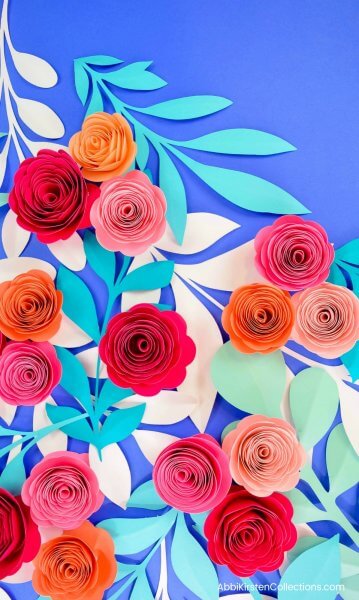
[
  {"left": 89, "top": 443, "right": 131, "bottom": 507},
  {"left": 127, "top": 480, "right": 167, "bottom": 510},
  {"left": 2, "top": 209, "right": 31, "bottom": 257},
  {"left": 341, "top": 343, "right": 359, "bottom": 383},
  {"left": 83, "top": 230, "right": 116, "bottom": 287},
  {"left": 99, "top": 405, "right": 145, "bottom": 448},
  {"left": 74, "top": 61, "right": 90, "bottom": 105},
  {"left": 0, "top": 193, "right": 9, "bottom": 207},
  {"left": 50, "top": 313, "right": 92, "bottom": 348},
  {"left": 289, "top": 368, "right": 339, "bottom": 449},
  {"left": 103, "top": 61, "right": 167, "bottom": 91},
  {"left": 0, "top": 451, "right": 26, "bottom": 495},
  {"left": 96, "top": 379, "right": 133, "bottom": 417},
  {"left": 0, "top": 257, "right": 56, "bottom": 283},
  {"left": 138, "top": 95, "right": 232, "bottom": 119},
  {"left": 133, "top": 430, "right": 179, "bottom": 464},
  {"left": 33, "top": 397, "right": 67, "bottom": 455},
  {"left": 11, "top": 49, "right": 58, "bottom": 88},
  {"left": 48, "top": 233, "right": 86, "bottom": 271},
  {"left": 119, "top": 391, "right": 196, "bottom": 425},
  {"left": 341, "top": 574, "right": 359, "bottom": 600},
  {"left": 121, "top": 253, "right": 161, "bottom": 311},
  {"left": 158, "top": 148, "right": 187, "bottom": 244},
  {"left": 135, "top": 126, "right": 150, "bottom": 170},
  {"left": 131, "top": 571, "right": 154, "bottom": 600},
  {"left": 284, "top": 488, "right": 327, "bottom": 524},
  {"left": 180, "top": 128, "right": 296, "bottom": 155},
  {"left": 17, "top": 98, "right": 64, "bottom": 139},
  {"left": 288, "top": 536, "right": 359, "bottom": 579},
  {"left": 46, "top": 404, "right": 93, "bottom": 444},
  {"left": 82, "top": 55, "right": 123, "bottom": 66},
  {"left": 118, "top": 260, "right": 174, "bottom": 292},
  {"left": 55, "top": 347, "right": 92, "bottom": 413},
  {"left": 326, "top": 424, "right": 359, "bottom": 495},
  {"left": 171, "top": 513, "right": 218, "bottom": 600}
]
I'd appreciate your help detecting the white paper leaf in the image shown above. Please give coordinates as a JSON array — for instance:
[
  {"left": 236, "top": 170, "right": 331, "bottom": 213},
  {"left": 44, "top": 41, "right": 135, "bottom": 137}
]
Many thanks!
[
  {"left": 17, "top": 97, "right": 64, "bottom": 139},
  {"left": 11, "top": 50, "right": 58, "bottom": 88},
  {"left": 172, "top": 275, "right": 222, "bottom": 431},
  {"left": 156, "top": 212, "right": 240, "bottom": 255},
  {"left": 337, "top": 379, "right": 359, "bottom": 455},
  {"left": 49, "top": 313, "right": 92, "bottom": 348},
  {"left": 33, "top": 398, "right": 67, "bottom": 455},
  {"left": 0, "top": 401, "right": 16, "bottom": 425},
  {"left": 76, "top": 346, "right": 107, "bottom": 378},
  {"left": 176, "top": 239, "right": 265, "bottom": 291},
  {"left": 118, "top": 391, "right": 197, "bottom": 425},
  {"left": 7, "top": 435, "right": 22, "bottom": 463},
  {"left": 0, "top": 257, "right": 56, "bottom": 283},
  {"left": 2, "top": 209, "right": 31, "bottom": 257},
  {"left": 132, "top": 430, "right": 179, "bottom": 464},
  {"left": 121, "top": 251, "right": 161, "bottom": 311},
  {"left": 48, "top": 233, "right": 86, "bottom": 271},
  {"left": 0, "top": 143, "right": 8, "bottom": 188},
  {"left": 27, "top": 140, "right": 68, "bottom": 154},
  {"left": 89, "top": 443, "right": 131, "bottom": 508},
  {"left": 3, "top": 561, "right": 34, "bottom": 584}
]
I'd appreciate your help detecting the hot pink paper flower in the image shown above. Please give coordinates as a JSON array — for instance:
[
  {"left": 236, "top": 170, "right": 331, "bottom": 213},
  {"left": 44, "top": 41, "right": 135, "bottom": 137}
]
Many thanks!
[
  {"left": 292, "top": 282, "right": 359, "bottom": 358},
  {"left": 0, "top": 341, "right": 62, "bottom": 406},
  {"left": 99, "top": 304, "right": 196, "bottom": 396},
  {"left": 90, "top": 170, "right": 166, "bottom": 255},
  {"left": 254, "top": 216, "right": 334, "bottom": 291},
  {"left": 153, "top": 434, "right": 232, "bottom": 512},
  {"left": 21, "top": 452, "right": 104, "bottom": 529},
  {"left": 222, "top": 415, "right": 306, "bottom": 496}
]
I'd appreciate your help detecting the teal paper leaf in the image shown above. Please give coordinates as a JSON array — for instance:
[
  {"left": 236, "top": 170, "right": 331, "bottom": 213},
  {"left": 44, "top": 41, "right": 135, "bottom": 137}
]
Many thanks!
[
  {"left": 289, "top": 368, "right": 339, "bottom": 449},
  {"left": 115, "top": 562, "right": 136, "bottom": 582},
  {"left": 0, "top": 193, "right": 9, "bottom": 207},
  {"left": 0, "top": 452, "right": 26, "bottom": 495},
  {"left": 83, "top": 230, "right": 116, "bottom": 288},
  {"left": 74, "top": 62, "right": 90, "bottom": 105},
  {"left": 284, "top": 488, "right": 327, "bottom": 524},
  {"left": 96, "top": 380, "right": 133, "bottom": 418},
  {"left": 131, "top": 572, "right": 154, "bottom": 600},
  {"left": 328, "top": 238, "right": 359, "bottom": 297},
  {"left": 135, "top": 125, "right": 150, "bottom": 171},
  {"left": 137, "top": 95, "right": 232, "bottom": 120},
  {"left": 55, "top": 347, "right": 92, "bottom": 414},
  {"left": 46, "top": 404, "right": 94, "bottom": 444},
  {"left": 179, "top": 128, "right": 296, "bottom": 155},
  {"left": 99, "top": 509, "right": 176, "bottom": 554},
  {"left": 158, "top": 148, "right": 187, "bottom": 244},
  {"left": 103, "top": 61, "right": 167, "bottom": 91},
  {"left": 190, "top": 511, "right": 210, "bottom": 538},
  {"left": 211, "top": 342, "right": 286, "bottom": 417},
  {"left": 86, "top": 85, "right": 104, "bottom": 116},
  {"left": 288, "top": 536, "right": 359, "bottom": 580},
  {"left": 279, "top": 535, "right": 340, "bottom": 600},
  {"left": 56, "top": 266, "right": 100, "bottom": 342},
  {"left": 78, "top": 55, "right": 123, "bottom": 67},
  {"left": 326, "top": 424, "right": 359, "bottom": 496},
  {"left": 171, "top": 513, "right": 218, "bottom": 600},
  {"left": 118, "top": 260, "right": 174, "bottom": 292},
  {"left": 127, "top": 480, "right": 167, "bottom": 510},
  {"left": 99, "top": 405, "right": 145, "bottom": 448},
  {"left": 341, "top": 342, "right": 359, "bottom": 383}
]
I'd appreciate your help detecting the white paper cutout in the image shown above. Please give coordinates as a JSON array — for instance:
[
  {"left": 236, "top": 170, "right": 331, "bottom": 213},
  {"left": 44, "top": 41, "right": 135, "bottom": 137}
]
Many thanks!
[
  {"left": 118, "top": 391, "right": 197, "bottom": 425},
  {"left": 132, "top": 430, "right": 179, "bottom": 464},
  {"left": 0, "top": 257, "right": 56, "bottom": 283},
  {"left": 89, "top": 443, "right": 131, "bottom": 508},
  {"left": 48, "top": 232, "right": 86, "bottom": 271},
  {"left": 0, "top": 400, "right": 16, "bottom": 426},
  {"left": 1, "top": 209, "right": 31, "bottom": 257},
  {"left": 33, "top": 397, "right": 67, "bottom": 455},
  {"left": 121, "top": 251, "right": 161, "bottom": 311},
  {"left": 10, "top": 49, "right": 58, "bottom": 88},
  {"left": 50, "top": 313, "right": 92, "bottom": 348},
  {"left": 76, "top": 346, "right": 107, "bottom": 378}
]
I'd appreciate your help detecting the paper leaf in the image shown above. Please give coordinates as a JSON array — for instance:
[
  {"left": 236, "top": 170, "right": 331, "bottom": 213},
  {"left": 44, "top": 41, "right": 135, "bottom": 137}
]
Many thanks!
[
  {"left": 0, "top": 401, "right": 16, "bottom": 426},
  {"left": 156, "top": 212, "right": 239, "bottom": 255},
  {"left": 46, "top": 404, "right": 94, "bottom": 444},
  {"left": 131, "top": 572, "right": 154, "bottom": 600},
  {"left": 190, "top": 511, "right": 209, "bottom": 537},
  {"left": 80, "top": 55, "right": 124, "bottom": 67},
  {"left": 99, "top": 405, "right": 145, "bottom": 448},
  {"left": 289, "top": 368, "right": 339, "bottom": 449},
  {"left": 288, "top": 536, "right": 359, "bottom": 580},
  {"left": 171, "top": 513, "right": 218, "bottom": 600},
  {"left": 0, "top": 193, "right": 9, "bottom": 207},
  {"left": 2, "top": 560, "right": 34, "bottom": 584},
  {"left": 127, "top": 480, "right": 167, "bottom": 510},
  {"left": 172, "top": 275, "right": 221, "bottom": 431},
  {"left": 284, "top": 488, "right": 327, "bottom": 524},
  {"left": 278, "top": 536, "right": 340, "bottom": 600},
  {"left": 50, "top": 313, "right": 92, "bottom": 348},
  {"left": 338, "top": 379, "right": 359, "bottom": 455},
  {"left": 55, "top": 347, "right": 92, "bottom": 413},
  {"left": 118, "top": 260, "right": 174, "bottom": 292},
  {"left": 99, "top": 509, "right": 176, "bottom": 555},
  {"left": 75, "top": 346, "right": 107, "bottom": 379},
  {"left": 33, "top": 398, "right": 67, "bottom": 455},
  {"left": 0, "top": 257, "right": 56, "bottom": 284},
  {"left": 135, "top": 126, "right": 150, "bottom": 171},
  {"left": 341, "top": 574, "right": 359, "bottom": 600},
  {"left": 0, "top": 450, "right": 26, "bottom": 494},
  {"left": 83, "top": 230, "right": 116, "bottom": 287},
  {"left": 132, "top": 430, "right": 179, "bottom": 464},
  {"left": 119, "top": 391, "right": 196, "bottom": 425},
  {"left": 326, "top": 424, "right": 359, "bottom": 496},
  {"left": 0, "top": 589, "right": 12, "bottom": 599},
  {"left": 104, "top": 61, "right": 167, "bottom": 91},
  {"left": 48, "top": 233, "right": 86, "bottom": 271},
  {"left": 56, "top": 266, "right": 100, "bottom": 342},
  {"left": 26, "top": 141, "right": 67, "bottom": 155},
  {"left": 2, "top": 209, "right": 31, "bottom": 257},
  {"left": 328, "top": 239, "right": 359, "bottom": 297},
  {"left": 17, "top": 97, "right": 64, "bottom": 139},
  {"left": 89, "top": 443, "right": 131, "bottom": 507},
  {"left": 211, "top": 342, "right": 286, "bottom": 417},
  {"left": 96, "top": 380, "right": 133, "bottom": 417},
  {"left": 120, "top": 252, "right": 161, "bottom": 311},
  {"left": 158, "top": 147, "right": 187, "bottom": 244},
  {"left": 138, "top": 95, "right": 232, "bottom": 120},
  {"left": 341, "top": 343, "right": 359, "bottom": 383},
  {"left": 11, "top": 49, "right": 58, "bottom": 88},
  {"left": 180, "top": 128, "right": 296, "bottom": 155}
]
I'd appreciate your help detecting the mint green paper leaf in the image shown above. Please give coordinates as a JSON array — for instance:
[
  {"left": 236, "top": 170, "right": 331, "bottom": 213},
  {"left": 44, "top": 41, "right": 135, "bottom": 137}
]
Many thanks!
[
  {"left": 83, "top": 231, "right": 116, "bottom": 288},
  {"left": 341, "top": 574, "right": 359, "bottom": 600},
  {"left": 279, "top": 536, "right": 340, "bottom": 600},
  {"left": 99, "top": 509, "right": 176, "bottom": 554},
  {"left": 137, "top": 96, "right": 232, "bottom": 120},
  {"left": 288, "top": 536, "right": 359, "bottom": 579},
  {"left": 131, "top": 571, "right": 154, "bottom": 600},
  {"left": 172, "top": 513, "right": 218, "bottom": 600},
  {"left": 221, "top": 420, "right": 240, "bottom": 442},
  {"left": 326, "top": 424, "right": 359, "bottom": 496},
  {"left": 99, "top": 405, "right": 145, "bottom": 448},
  {"left": 180, "top": 128, "right": 296, "bottom": 155},
  {"left": 211, "top": 342, "right": 286, "bottom": 417},
  {"left": 46, "top": 404, "right": 94, "bottom": 444},
  {"left": 180, "top": 154, "right": 308, "bottom": 215},
  {"left": 0, "top": 193, "right": 9, "bottom": 207},
  {"left": 96, "top": 380, "right": 133, "bottom": 418},
  {"left": 284, "top": 488, "right": 327, "bottom": 524},
  {"left": 135, "top": 125, "right": 150, "bottom": 171},
  {"left": 118, "top": 260, "right": 174, "bottom": 292},
  {"left": 0, "top": 452, "right": 26, "bottom": 494},
  {"left": 190, "top": 511, "right": 210, "bottom": 538},
  {"left": 289, "top": 368, "right": 338, "bottom": 449},
  {"left": 104, "top": 61, "right": 167, "bottom": 91},
  {"left": 341, "top": 342, "right": 359, "bottom": 382},
  {"left": 56, "top": 266, "right": 100, "bottom": 342},
  {"left": 127, "top": 480, "right": 167, "bottom": 510},
  {"left": 55, "top": 347, "right": 92, "bottom": 414},
  {"left": 158, "top": 148, "right": 187, "bottom": 244}
]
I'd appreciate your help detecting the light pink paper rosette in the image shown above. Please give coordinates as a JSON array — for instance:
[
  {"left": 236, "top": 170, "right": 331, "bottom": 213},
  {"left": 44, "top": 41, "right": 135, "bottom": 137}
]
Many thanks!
[
  {"left": 153, "top": 434, "right": 232, "bottom": 513},
  {"left": 254, "top": 215, "right": 334, "bottom": 291},
  {"left": 292, "top": 282, "right": 359, "bottom": 358},
  {"left": 21, "top": 451, "right": 104, "bottom": 529},
  {"left": 222, "top": 415, "right": 306, "bottom": 497}
]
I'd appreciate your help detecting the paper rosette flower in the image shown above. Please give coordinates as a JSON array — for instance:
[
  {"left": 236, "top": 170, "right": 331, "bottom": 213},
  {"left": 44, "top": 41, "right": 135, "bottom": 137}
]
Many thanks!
[
  {"left": 204, "top": 486, "right": 297, "bottom": 576},
  {"left": 222, "top": 283, "right": 295, "bottom": 353},
  {"left": 90, "top": 170, "right": 167, "bottom": 255},
  {"left": 254, "top": 215, "right": 334, "bottom": 291},
  {"left": 22, "top": 452, "right": 104, "bottom": 529},
  {"left": 222, "top": 416, "right": 306, "bottom": 496},
  {"left": 69, "top": 112, "right": 136, "bottom": 182},
  {"left": 291, "top": 282, "right": 359, "bottom": 358},
  {"left": 153, "top": 434, "right": 232, "bottom": 512},
  {"left": 9, "top": 150, "right": 99, "bottom": 243},
  {"left": 32, "top": 521, "right": 117, "bottom": 600},
  {"left": 99, "top": 304, "right": 196, "bottom": 396},
  {"left": 0, "top": 488, "right": 41, "bottom": 580},
  {"left": 0, "top": 270, "right": 62, "bottom": 341},
  {"left": 0, "top": 341, "right": 61, "bottom": 406}
]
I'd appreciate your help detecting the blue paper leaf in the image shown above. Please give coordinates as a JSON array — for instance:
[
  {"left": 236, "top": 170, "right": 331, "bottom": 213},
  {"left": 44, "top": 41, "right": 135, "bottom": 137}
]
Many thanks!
[
  {"left": 171, "top": 513, "right": 218, "bottom": 600},
  {"left": 56, "top": 266, "right": 101, "bottom": 342},
  {"left": 131, "top": 571, "right": 154, "bottom": 600},
  {"left": 118, "top": 260, "right": 174, "bottom": 292},
  {"left": 341, "top": 342, "right": 359, "bottom": 382},
  {"left": 99, "top": 405, "right": 145, "bottom": 448},
  {"left": 278, "top": 535, "right": 340, "bottom": 600},
  {"left": 158, "top": 147, "right": 187, "bottom": 244},
  {"left": 46, "top": 404, "right": 94, "bottom": 444},
  {"left": 96, "top": 380, "right": 133, "bottom": 418},
  {"left": 103, "top": 61, "right": 167, "bottom": 91},
  {"left": 83, "top": 230, "right": 116, "bottom": 288},
  {"left": 99, "top": 509, "right": 176, "bottom": 554},
  {"left": 180, "top": 128, "right": 296, "bottom": 155},
  {"left": 127, "top": 480, "right": 167, "bottom": 510},
  {"left": 137, "top": 95, "right": 232, "bottom": 120},
  {"left": 55, "top": 347, "right": 92, "bottom": 414}
]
